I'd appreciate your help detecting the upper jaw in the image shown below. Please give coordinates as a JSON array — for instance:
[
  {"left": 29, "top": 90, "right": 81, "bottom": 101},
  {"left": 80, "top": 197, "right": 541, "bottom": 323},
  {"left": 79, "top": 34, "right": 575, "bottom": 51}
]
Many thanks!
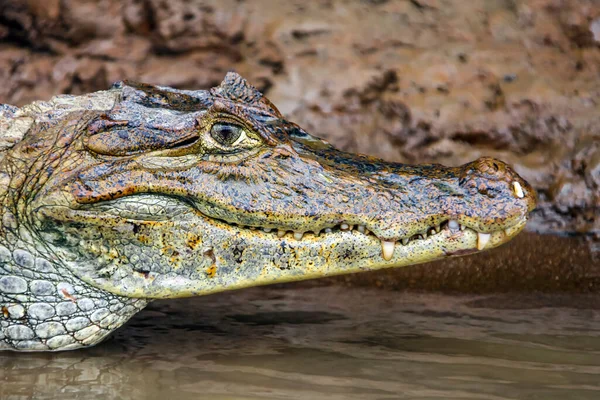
[
  {"left": 38, "top": 135, "right": 535, "bottom": 264},
  {"left": 53, "top": 151, "right": 534, "bottom": 255},
  {"left": 64, "top": 190, "right": 530, "bottom": 264}
]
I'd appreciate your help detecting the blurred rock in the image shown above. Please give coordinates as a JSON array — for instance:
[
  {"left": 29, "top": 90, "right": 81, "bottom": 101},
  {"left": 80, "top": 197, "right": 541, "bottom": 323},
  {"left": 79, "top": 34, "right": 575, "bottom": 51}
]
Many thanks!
[{"left": 0, "top": 0, "right": 598, "bottom": 236}]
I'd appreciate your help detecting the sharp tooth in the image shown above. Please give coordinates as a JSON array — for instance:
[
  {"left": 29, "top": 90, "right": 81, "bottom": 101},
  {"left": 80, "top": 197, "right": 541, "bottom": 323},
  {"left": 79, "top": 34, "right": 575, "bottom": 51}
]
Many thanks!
[
  {"left": 324, "top": 228, "right": 333, "bottom": 233},
  {"left": 460, "top": 224, "right": 466, "bottom": 231},
  {"left": 277, "top": 230, "right": 287, "bottom": 238},
  {"left": 401, "top": 238, "right": 409, "bottom": 245},
  {"left": 434, "top": 225, "right": 441, "bottom": 233},
  {"left": 381, "top": 240, "right": 395, "bottom": 261},
  {"left": 313, "top": 230, "right": 321, "bottom": 236},
  {"left": 448, "top": 220, "right": 459, "bottom": 232},
  {"left": 512, "top": 181, "right": 524, "bottom": 198},
  {"left": 340, "top": 223, "right": 350, "bottom": 231},
  {"left": 357, "top": 225, "right": 366, "bottom": 234},
  {"left": 294, "top": 232, "right": 304, "bottom": 240},
  {"left": 477, "top": 232, "right": 491, "bottom": 250},
  {"left": 263, "top": 228, "right": 272, "bottom": 233},
  {"left": 420, "top": 233, "right": 427, "bottom": 240}
]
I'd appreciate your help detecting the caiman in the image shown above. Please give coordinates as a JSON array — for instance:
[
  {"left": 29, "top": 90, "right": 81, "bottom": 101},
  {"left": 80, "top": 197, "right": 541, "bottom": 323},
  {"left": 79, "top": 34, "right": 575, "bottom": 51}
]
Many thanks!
[{"left": 0, "top": 73, "right": 536, "bottom": 351}]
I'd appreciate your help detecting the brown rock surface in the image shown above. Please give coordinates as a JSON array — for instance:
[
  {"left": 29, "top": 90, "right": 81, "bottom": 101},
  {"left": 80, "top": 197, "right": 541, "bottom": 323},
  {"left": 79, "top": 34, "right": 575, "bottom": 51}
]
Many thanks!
[{"left": 1, "top": 0, "right": 599, "bottom": 238}]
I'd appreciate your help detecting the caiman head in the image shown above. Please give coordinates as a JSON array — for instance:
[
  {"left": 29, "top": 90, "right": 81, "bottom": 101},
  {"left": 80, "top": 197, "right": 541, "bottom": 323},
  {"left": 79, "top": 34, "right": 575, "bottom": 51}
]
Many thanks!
[{"left": 19, "top": 72, "right": 535, "bottom": 299}]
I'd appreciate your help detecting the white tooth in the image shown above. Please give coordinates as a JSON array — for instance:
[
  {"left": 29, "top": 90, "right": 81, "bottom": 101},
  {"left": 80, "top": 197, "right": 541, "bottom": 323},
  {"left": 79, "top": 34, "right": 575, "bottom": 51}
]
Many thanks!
[
  {"left": 294, "top": 232, "right": 304, "bottom": 240},
  {"left": 421, "top": 233, "right": 427, "bottom": 240},
  {"left": 263, "top": 228, "right": 272, "bottom": 233},
  {"left": 477, "top": 232, "right": 491, "bottom": 250},
  {"left": 249, "top": 226, "right": 256, "bottom": 230},
  {"left": 401, "top": 238, "right": 409, "bottom": 245},
  {"left": 460, "top": 224, "right": 466, "bottom": 231},
  {"left": 324, "top": 228, "right": 333, "bottom": 233},
  {"left": 357, "top": 225, "right": 366, "bottom": 234},
  {"left": 277, "top": 230, "right": 287, "bottom": 238},
  {"left": 381, "top": 240, "right": 395, "bottom": 261},
  {"left": 448, "top": 220, "right": 459, "bottom": 232},
  {"left": 313, "top": 230, "right": 321, "bottom": 236},
  {"left": 512, "top": 181, "right": 524, "bottom": 198},
  {"left": 434, "top": 225, "right": 441, "bottom": 233},
  {"left": 340, "top": 223, "right": 350, "bottom": 231}
]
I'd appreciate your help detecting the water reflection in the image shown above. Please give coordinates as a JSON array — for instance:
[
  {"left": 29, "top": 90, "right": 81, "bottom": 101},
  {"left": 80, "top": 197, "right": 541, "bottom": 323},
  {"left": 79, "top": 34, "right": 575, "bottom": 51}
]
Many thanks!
[{"left": 2, "top": 287, "right": 599, "bottom": 400}]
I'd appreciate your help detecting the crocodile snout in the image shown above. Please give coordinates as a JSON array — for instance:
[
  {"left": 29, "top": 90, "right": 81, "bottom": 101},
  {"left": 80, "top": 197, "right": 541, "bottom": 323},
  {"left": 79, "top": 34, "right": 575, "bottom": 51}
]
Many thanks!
[{"left": 460, "top": 157, "right": 536, "bottom": 210}]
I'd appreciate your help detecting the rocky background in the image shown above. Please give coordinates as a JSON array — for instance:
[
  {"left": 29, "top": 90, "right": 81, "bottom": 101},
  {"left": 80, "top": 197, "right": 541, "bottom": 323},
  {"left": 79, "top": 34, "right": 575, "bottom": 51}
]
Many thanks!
[{"left": 0, "top": 0, "right": 599, "bottom": 239}]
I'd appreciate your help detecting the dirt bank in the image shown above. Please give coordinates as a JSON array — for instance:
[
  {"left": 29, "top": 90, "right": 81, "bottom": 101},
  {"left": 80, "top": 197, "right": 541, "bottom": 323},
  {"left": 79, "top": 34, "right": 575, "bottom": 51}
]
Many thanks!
[{"left": 1, "top": 0, "right": 599, "bottom": 237}]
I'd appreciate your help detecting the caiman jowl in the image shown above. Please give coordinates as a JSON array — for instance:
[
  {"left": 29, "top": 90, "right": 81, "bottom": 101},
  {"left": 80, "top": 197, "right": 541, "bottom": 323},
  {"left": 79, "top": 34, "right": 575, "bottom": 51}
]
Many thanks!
[{"left": 0, "top": 73, "right": 536, "bottom": 351}]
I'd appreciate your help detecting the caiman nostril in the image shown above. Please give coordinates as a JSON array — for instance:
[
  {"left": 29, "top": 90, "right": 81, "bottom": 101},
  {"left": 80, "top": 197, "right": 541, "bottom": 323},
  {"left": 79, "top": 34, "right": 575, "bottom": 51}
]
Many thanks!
[{"left": 472, "top": 157, "right": 510, "bottom": 179}]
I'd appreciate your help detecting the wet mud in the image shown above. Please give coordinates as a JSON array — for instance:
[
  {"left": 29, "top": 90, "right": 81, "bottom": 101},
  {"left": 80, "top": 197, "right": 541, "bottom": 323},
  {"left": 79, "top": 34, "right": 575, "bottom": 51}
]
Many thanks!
[{"left": 321, "top": 232, "right": 600, "bottom": 293}]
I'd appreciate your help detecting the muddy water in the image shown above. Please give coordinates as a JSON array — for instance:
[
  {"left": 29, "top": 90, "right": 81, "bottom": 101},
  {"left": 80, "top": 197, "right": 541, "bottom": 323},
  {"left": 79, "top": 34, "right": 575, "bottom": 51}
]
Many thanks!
[{"left": 1, "top": 284, "right": 600, "bottom": 400}]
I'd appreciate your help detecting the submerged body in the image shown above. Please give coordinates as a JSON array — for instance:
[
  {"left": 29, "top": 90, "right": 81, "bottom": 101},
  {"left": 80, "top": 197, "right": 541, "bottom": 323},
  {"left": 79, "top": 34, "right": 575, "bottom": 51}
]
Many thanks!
[{"left": 0, "top": 73, "right": 536, "bottom": 351}]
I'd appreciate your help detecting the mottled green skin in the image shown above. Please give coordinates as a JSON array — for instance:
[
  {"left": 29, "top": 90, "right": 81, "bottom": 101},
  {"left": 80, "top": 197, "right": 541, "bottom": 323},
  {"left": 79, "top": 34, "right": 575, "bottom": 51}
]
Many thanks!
[{"left": 0, "top": 73, "right": 536, "bottom": 351}]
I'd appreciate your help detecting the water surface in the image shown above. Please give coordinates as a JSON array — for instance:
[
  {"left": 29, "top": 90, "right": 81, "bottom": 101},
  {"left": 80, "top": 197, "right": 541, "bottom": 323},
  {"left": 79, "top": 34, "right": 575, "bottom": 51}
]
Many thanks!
[{"left": 1, "top": 286, "right": 599, "bottom": 400}]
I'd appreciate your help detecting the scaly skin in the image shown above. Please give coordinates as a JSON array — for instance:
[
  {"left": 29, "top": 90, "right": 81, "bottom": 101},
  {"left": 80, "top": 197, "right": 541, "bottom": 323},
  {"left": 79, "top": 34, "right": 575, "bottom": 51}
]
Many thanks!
[{"left": 0, "top": 73, "right": 536, "bottom": 351}]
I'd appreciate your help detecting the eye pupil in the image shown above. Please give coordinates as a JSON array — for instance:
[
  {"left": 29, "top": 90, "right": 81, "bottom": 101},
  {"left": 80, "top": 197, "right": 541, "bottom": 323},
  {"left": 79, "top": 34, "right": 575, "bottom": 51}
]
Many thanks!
[{"left": 210, "top": 123, "right": 242, "bottom": 146}]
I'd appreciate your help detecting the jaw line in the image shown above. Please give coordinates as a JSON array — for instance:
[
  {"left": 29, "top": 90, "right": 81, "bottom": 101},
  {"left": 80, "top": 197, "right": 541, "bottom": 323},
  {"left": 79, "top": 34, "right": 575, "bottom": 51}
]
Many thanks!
[
  {"left": 69, "top": 193, "right": 528, "bottom": 251},
  {"left": 66, "top": 193, "right": 527, "bottom": 250}
]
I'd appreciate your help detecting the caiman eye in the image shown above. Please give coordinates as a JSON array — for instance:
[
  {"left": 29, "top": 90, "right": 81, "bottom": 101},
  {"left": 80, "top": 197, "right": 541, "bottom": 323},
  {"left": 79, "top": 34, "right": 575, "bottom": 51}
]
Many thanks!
[
  {"left": 202, "top": 119, "right": 263, "bottom": 162},
  {"left": 210, "top": 123, "right": 244, "bottom": 147}
]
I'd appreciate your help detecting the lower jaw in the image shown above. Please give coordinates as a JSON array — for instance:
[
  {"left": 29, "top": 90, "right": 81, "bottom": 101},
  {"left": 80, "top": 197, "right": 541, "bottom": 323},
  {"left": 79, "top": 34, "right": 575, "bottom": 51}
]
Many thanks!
[{"left": 78, "top": 217, "right": 527, "bottom": 299}]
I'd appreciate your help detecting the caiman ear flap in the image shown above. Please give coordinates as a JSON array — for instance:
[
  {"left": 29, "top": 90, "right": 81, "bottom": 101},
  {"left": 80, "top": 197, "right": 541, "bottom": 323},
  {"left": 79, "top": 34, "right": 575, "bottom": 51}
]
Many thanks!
[{"left": 211, "top": 72, "right": 282, "bottom": 117}]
